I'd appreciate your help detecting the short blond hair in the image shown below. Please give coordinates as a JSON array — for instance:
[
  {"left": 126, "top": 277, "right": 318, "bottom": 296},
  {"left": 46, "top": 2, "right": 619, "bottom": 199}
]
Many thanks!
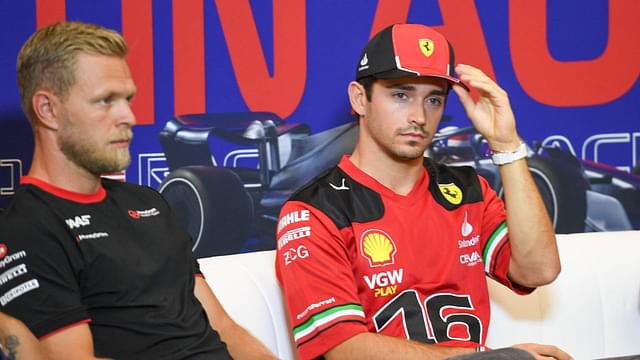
[{"left": 17, "top": 21, "right": 128, "bottom": 124}]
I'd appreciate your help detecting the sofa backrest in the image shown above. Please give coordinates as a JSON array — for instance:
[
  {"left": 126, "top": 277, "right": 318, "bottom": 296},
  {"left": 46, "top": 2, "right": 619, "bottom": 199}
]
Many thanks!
[{"left": 198, "top": 231, "right": 640, "bottom": 359}]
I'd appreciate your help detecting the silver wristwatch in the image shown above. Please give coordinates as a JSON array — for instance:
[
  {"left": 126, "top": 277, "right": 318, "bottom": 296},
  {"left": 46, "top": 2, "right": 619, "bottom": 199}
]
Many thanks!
[{"left": 491, "top": 142, "right": 528, "bottom": 165}]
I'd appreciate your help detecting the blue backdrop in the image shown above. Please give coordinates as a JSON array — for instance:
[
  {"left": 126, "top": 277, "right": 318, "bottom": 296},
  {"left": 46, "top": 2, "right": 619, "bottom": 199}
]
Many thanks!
[{"left": 1, "top": 0, "right": 638, "bottom": 209}]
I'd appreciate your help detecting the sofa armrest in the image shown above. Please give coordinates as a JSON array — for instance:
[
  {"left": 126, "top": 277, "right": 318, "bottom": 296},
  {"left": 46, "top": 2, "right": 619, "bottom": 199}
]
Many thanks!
[
  {"left": 198, "top": 250, "right": 296, "bottom": 359},
  {"left": 486, "top": 231, "right": 640, "bottom": 359}
]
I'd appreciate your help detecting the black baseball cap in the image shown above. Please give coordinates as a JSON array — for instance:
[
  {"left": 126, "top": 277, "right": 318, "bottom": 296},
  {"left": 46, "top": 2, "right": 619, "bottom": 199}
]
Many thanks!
[{"left": 356, "top": 23, "right": 468, "bottom": 91}]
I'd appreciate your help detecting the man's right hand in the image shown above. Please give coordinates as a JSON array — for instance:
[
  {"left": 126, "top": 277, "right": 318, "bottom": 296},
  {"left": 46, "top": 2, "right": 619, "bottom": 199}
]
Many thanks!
[
  {"left": 325, "top": 332, "right": 477, "bottom": 360},
  {"left": 512, "top": 343, "right": 573, "bottom": 360}
]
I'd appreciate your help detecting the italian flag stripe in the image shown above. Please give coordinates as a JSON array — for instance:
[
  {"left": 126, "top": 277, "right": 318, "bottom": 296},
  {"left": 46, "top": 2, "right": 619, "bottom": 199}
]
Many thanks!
[
  {"left": 483, "top": 221, "right": 508, "bottom": 273},
  {"left": 293, "top": 304, "right": 364, "bottom": 342}
]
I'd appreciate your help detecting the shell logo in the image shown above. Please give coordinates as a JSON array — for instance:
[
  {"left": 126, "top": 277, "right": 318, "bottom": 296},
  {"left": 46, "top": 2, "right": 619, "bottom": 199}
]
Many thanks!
[{"left": 360, "top": 229, "right": 397, "bottom": 267}]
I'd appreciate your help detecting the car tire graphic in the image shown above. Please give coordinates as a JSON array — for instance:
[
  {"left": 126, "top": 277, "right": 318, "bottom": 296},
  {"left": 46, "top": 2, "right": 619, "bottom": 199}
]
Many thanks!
[
  {"left": 159, "top": 165, "right": 254, "bottom": 257},
  {"left": 526, "top": 156, "right": 587, "bottom": 234}
]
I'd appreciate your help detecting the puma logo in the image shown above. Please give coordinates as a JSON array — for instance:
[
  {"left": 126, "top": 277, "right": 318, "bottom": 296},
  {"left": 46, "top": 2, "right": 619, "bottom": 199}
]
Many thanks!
[{"left": 329, "top": 178, "right": 350, "bottom": 191}]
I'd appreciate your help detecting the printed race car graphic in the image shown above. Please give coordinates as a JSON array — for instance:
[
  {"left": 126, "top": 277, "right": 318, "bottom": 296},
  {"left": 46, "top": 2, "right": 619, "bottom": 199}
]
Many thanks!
[
  {"left": 430, "top": 125, "right": 640, "bottom": 233},
  {"left": 158, "top": 114, "right": 640, "bottom": 257},
  {"left": 158, "top": 113, "right": 356, "bottom": 257}
]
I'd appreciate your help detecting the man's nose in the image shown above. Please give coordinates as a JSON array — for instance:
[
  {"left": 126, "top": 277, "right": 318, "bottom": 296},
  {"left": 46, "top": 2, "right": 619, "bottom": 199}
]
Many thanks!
[
  {"left": 408, "top": 101, "right": 427, "bottom": 125},
  {"left": 116, "top": 100, "right": 136, "bottom": 127}
]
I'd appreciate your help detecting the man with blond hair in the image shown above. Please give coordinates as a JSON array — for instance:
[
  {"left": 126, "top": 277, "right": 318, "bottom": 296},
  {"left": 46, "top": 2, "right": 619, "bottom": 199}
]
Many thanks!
[{"left": 0, "top": 21, "right": 274, "bottom": 359}]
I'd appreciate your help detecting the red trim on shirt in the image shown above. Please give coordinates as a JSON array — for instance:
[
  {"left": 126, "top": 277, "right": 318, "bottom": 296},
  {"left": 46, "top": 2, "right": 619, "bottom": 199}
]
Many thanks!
[
  {"left": 38, "top": 319, "right": 92, "bottom": 340},
  {"left": 194, "top": 273, "right": 205, "bottom": 278},
  {"left": 21, "top": 176, "right": 107, "bottom": 203}
]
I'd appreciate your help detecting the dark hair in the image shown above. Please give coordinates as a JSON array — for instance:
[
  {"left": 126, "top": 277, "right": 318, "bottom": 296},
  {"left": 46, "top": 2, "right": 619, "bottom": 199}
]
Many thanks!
[
  {"left": 357, "top": 76, "right": 376, "bottom": 102},
  {"left": 356, "top": 75, "right": 452, "bottom": 104}
]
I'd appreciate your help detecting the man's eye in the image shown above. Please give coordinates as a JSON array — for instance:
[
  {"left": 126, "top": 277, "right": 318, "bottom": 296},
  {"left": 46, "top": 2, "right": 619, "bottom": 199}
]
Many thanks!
[
  {"left": 426, "top": 97, "right": 443, "bottom": 106},
  {"left": 393, "top": 92, "right": 408, "bottom": 100},
  {"left": 99, "top": 97, "right": 113, "bottom": 105}
]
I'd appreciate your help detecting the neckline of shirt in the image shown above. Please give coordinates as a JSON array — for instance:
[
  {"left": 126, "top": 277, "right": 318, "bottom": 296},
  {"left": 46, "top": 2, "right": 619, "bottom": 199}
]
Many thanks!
[
  {"left": 338, "top": 155, "right": 428, "bottom": 206},
  {"left": 21, "top": 176, "right": 107, "bottom": 204}
]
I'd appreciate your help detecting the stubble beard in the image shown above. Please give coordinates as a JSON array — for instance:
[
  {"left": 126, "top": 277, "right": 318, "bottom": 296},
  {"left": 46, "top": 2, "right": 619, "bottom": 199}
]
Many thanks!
[
  {"left": 388, "top": 143, "right": 428, "bottom": 161},
  {"left": 388, "top": 126, "right": 431, "bottom": 161},
  {"left": 58, "top": 126, "right": 132, "bottom": 176}
]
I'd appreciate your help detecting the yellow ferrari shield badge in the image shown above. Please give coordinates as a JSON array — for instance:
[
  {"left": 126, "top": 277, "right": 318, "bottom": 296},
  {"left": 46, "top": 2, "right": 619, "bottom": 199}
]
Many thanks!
[
  {"left": 419, "top": 38, "right": 434, "bottom": 57},
  {"left": 438, "top": 183, "right": 463, "bottom": 205}
]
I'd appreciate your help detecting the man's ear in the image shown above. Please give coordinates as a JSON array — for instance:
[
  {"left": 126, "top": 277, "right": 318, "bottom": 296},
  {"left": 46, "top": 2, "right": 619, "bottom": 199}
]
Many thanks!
[
  {"left": 32, "top": 90, "right": 60, "bottom": 130},
  {"left": 348, "top": 81, "right": 367, "bottom": 117}
]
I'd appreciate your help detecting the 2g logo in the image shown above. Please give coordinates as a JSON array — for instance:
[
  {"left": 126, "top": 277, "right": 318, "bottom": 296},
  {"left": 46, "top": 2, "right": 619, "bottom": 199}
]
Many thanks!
[{"left": 283, "top": 245, "right": 309, "bottom": 266}]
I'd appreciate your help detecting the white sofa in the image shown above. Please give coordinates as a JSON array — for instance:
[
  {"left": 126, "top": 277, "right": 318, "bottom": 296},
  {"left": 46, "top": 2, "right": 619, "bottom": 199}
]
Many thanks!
[{"left": 198, "top": 231, "right": 640, "bottom": 359}]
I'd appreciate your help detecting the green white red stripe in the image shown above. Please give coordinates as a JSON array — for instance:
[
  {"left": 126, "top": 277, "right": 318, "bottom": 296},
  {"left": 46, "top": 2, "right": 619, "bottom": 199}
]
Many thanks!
[
  {"left": 293, "top": 304, "right": 365, "bottom": 342},
  {"left": 483, "top": 221, "right": 508, "bottom": 273}
]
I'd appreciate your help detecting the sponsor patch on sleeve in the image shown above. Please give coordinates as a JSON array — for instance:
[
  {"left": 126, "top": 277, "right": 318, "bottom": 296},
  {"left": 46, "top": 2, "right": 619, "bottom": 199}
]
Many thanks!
[
  {"left": 277, "top": 209, "right": 310, "bottom": 233},
  {"left": 0, "top": 279, "right": 40, "bottom": 306}
]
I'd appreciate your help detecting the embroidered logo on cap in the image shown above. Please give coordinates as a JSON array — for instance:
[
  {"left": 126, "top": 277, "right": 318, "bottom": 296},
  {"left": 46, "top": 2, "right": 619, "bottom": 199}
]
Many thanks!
[
  {"left": 419, "top": 38, "right": 434, "bottom": 57},
  {"left": 360, "top": 53, "right": 368, "bottom": 66},
  {"left": 358, "top": 53, "right": 369, "bottom": 71}
]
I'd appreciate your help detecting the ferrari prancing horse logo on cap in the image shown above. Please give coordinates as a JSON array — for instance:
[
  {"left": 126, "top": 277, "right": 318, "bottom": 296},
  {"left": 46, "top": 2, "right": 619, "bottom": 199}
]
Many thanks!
[{"left": 419, "top": 38, "right": 434, "bottom": 57}]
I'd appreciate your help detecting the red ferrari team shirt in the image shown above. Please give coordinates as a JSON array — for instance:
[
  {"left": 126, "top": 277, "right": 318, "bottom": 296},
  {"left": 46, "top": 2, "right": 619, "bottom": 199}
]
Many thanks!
[{"left": 276, "top": 156, "right": 532, "bottom": 359}]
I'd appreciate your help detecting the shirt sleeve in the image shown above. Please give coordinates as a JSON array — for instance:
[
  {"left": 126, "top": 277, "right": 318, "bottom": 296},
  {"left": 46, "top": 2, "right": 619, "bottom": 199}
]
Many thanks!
[
  {"left": 0, "top": 220, "right": 89, "bottom": 338},
  {"left": 192, "top": 258, "right": 204, "bottom": 277},
  {"left": 477, "top": 176, "right": 535, "bottom": 295},
  {"left": 275, "top": 201, "right": 368, "bottom": 360}
]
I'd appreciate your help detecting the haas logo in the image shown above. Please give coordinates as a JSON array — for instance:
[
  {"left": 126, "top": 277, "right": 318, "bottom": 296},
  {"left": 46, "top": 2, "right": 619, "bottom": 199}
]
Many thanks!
[{"left": 65, "top": 215, "right": 91, "bottom": 229}]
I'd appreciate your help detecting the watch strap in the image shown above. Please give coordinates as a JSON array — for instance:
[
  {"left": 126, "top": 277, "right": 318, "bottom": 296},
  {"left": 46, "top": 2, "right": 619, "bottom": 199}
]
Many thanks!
[{"left": 491, "top": 142, "right": 528, "bottom": 165}]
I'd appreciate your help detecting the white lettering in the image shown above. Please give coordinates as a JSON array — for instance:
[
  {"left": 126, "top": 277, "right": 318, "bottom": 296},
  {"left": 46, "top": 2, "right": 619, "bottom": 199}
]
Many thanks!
[
  {"left": 283, "top": 245, "right": 309, "bottom": 266},
  {"left": 137, "top": 208, "right": 160, "bottom": 217},
  {"left": 296, "top": 297, "right": 336, "bottom": 320},
  {"left": 0, "top": 251, "right": 26, "bottom": 270},
  {"left": 65, "top": 215, "right": 91, "bottom": 229},
  {"left": 458, "top": 235, "right": 480, "bottom": 249},
  {"left": 460, "top": 251, "right": 483, "bottom": 266},
  {"left": 76, "top": 232, "right": 110, "bottom": 241},
  {"left": 0, "top": 264, "right": 27, "bottom": 286},
  {"left": 542, "top": 132, "right": 640, "bottom": 173},
  {"left": 0, "top": 279, "right": 39, "bottom": 306},
  {"left": 277, "top": 210, "right": 310, "bottom": 233},
  {"left": 363, "top": 269, "right": 404, "bottom": 289},
  {"left": 277, "top": 226, "right": 311, "bottom": 249}
]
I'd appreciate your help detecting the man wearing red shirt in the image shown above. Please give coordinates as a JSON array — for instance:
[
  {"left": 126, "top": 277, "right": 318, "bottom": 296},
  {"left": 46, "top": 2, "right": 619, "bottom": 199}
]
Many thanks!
[{"left": 276, "top": 23, "right": 571, "bottom": 360}]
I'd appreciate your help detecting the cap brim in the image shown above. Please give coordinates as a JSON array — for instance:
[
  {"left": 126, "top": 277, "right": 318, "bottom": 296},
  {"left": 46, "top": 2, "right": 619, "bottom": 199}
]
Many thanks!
[{"left": 371, "top": 69, "right": 470, "bottom": 92}]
